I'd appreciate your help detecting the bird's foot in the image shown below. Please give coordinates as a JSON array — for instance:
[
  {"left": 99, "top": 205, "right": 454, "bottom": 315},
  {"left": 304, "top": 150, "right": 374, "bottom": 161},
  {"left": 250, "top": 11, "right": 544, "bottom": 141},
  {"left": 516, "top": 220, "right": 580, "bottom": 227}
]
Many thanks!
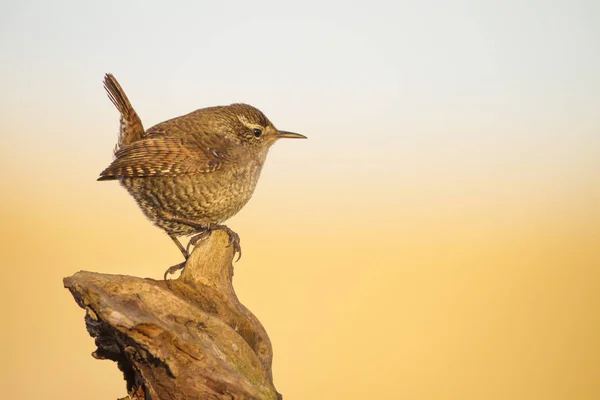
[
  {"left": 166, "top": 215, "right": 242, "bottom": 261},
  {"left": 179, "top": 224, "right": 242, "bottom": 264},
  {"left": 164, "top": 261, "right": 186, "bottom": 281},
  {"left": 186, "top": 229, "right": 211, "bottom": 255},
  {"left": 208, "top": 223, "right": 242, "bottom": 261}
]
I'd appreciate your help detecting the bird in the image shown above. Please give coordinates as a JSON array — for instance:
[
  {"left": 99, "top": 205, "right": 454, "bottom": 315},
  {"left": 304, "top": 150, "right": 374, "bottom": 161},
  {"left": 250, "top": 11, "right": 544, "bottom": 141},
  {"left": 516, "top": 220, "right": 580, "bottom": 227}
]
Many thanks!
[{"left": 98, "top": 73, "right": 306, "bottom": 278}]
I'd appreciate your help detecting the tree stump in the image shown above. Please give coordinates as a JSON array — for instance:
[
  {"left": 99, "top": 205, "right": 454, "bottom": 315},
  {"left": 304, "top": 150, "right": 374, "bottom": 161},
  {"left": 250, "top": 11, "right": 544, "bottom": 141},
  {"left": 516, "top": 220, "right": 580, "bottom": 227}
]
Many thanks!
[{"left": 64, "top": 230, "right": 280, "bottom": 400}]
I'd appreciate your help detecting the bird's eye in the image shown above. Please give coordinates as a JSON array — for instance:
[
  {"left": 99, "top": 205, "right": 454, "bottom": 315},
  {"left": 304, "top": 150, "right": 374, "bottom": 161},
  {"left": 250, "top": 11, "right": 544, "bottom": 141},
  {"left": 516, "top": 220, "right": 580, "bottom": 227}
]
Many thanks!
[{"left": 252, "top": 128, "right": 262, "bottom": 138}]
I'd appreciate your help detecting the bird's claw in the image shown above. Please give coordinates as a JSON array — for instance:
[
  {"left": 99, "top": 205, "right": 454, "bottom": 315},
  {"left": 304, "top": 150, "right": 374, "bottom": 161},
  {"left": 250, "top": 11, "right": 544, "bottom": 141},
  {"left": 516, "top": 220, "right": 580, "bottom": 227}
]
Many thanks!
[
  {"left": 230, "top": 236, "right": 242, "bottom": 262},
  {"left": 164, "top": 261, "right": 186, "bottom": 281},
  {"left": 210, "top": 224, "right": 242, "bottom": 261},
  {"left": 186, "top": 230, "right": 211, "bottom": 255},
  {"left": 181, "top": 224, "right": 242, "bottom": 263}
]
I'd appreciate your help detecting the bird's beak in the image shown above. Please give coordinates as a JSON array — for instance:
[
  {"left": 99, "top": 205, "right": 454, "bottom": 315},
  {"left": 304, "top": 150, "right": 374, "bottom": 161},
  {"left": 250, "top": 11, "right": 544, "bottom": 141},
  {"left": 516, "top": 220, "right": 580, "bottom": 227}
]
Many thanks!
[{"left": 277, "top": 130, "right": 307, "bottom": 139}]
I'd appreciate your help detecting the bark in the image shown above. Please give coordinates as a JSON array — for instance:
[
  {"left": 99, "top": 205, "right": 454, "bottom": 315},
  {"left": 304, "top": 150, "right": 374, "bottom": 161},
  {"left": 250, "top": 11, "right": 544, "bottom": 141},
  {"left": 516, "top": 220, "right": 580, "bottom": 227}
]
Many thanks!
[{"left": 64, "top": 230, "right": 280, "bottom": 400}]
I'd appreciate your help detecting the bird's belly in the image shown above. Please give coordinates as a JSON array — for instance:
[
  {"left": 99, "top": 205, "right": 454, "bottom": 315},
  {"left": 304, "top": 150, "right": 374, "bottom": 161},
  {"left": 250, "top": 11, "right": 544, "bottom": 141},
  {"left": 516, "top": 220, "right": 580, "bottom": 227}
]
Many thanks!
[{"left": 121, "top": 165, "right": 261, "bottom": 236}]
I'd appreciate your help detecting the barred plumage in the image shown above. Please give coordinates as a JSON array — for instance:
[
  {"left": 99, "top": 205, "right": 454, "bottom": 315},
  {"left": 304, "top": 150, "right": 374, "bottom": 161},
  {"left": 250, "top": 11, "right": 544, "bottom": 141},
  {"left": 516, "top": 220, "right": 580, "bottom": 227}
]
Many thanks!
[{"left": 98, "top": 74, "right": 306, "bottom": 277}]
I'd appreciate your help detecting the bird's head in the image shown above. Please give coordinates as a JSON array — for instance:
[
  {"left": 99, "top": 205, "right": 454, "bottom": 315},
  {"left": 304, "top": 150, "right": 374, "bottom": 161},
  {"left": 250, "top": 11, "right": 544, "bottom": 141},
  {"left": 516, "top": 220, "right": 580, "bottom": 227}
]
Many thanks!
[{"left": 225, "top": 103, "right": 306, "bottom": 148}]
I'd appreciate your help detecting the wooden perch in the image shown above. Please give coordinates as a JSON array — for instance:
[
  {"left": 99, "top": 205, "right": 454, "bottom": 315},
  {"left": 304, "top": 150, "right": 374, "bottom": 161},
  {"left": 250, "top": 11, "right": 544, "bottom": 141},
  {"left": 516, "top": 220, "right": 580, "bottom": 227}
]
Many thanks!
[{"left": 64, "top": 230, "right": 280, "bottom": 400}]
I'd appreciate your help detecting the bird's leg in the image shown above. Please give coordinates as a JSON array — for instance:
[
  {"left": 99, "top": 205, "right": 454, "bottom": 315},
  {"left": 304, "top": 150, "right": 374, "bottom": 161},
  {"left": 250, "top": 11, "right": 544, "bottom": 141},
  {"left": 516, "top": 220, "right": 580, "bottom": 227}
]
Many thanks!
[
  {"left": 183, "top": 223, "right": 241, "bottom": 261},
  {"left": 159, "top": 210, "right": 242, "bottom": 266},
  {"left": 170, "top": 235, "right": 189, "bottom": 259},
  {"left": 164, "top": 235, "right": 189, "bottom": 280}
]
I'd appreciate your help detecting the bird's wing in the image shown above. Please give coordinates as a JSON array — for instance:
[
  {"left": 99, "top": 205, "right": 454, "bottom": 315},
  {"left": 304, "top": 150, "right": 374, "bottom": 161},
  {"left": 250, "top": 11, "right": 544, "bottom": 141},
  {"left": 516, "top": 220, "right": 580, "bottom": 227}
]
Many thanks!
[{"left": 97, "top": 133, "right": 232, "bottom": 180}]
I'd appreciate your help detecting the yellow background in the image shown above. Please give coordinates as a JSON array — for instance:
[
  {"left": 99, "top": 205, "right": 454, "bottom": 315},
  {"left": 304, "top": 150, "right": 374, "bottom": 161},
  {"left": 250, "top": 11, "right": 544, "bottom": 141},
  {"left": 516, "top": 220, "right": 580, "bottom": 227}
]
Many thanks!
[{"left": 1, "top": 1, "right": 599, "bottom": 399}]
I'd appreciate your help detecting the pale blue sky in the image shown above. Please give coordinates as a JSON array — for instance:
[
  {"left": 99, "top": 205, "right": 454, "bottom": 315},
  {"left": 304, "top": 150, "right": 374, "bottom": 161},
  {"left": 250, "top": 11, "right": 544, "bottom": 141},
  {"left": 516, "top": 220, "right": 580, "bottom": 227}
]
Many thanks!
[{"left": 1, "top": 0, "right": 598, "bottom": 200}]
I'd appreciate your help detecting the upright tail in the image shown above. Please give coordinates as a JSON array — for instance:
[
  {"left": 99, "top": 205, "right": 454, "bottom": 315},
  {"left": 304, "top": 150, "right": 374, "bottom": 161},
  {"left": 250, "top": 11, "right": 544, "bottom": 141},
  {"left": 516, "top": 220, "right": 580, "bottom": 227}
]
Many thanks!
[{"left": 104, "top": 73, "right": 145, "bottom": 152}]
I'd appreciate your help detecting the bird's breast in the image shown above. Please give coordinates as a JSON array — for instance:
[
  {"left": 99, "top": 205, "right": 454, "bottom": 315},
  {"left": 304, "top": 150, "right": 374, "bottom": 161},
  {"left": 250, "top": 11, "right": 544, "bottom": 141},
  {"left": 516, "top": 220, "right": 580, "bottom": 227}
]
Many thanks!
[
  {"left": 120, "top": 158, "right": 264, "bottom": 234},
  {"left": 190, "top": 159, "right": 264, "bottom": 222}
]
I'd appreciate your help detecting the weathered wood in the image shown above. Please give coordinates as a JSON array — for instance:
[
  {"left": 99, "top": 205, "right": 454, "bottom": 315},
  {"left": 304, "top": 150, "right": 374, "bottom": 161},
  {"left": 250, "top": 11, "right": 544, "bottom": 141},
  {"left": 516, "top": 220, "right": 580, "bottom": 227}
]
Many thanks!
[{"left": 64, "top": 231, "right": 280, "bottom": 400}]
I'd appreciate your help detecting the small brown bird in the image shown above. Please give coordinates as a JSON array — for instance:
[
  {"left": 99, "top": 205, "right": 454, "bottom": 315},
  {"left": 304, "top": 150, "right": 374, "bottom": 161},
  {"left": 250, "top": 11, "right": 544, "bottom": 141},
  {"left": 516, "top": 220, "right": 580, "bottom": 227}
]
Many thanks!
[{"left": 98, "top": 74, "right": 306, "bottom": 278}]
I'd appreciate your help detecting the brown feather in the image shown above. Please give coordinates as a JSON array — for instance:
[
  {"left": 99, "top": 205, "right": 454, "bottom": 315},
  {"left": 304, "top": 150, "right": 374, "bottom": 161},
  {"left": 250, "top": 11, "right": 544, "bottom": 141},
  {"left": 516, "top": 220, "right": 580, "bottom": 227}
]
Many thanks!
[
  {"left": 98, "top": 135, "right": 232, "bottom": 180},
  {"left": 97, "top": 73, "right": 304, "bottom": 242},
  {"left": 103, "top": 73, "right": 145, "bottom": 151}
]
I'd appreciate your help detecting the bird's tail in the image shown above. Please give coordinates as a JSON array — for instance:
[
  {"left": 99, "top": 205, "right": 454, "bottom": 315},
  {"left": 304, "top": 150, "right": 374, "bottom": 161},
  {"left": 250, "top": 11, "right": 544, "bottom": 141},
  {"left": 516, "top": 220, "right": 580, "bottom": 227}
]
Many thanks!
[{"left": 103, "top": 73, "right": 145, "bottom": 152}]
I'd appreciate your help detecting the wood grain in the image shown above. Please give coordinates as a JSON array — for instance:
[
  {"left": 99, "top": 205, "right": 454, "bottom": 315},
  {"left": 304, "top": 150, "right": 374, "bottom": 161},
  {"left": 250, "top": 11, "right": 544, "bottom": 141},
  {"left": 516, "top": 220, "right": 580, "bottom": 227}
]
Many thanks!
[{"left": 64, "top": 230, "right": 279, "bottom": 400}]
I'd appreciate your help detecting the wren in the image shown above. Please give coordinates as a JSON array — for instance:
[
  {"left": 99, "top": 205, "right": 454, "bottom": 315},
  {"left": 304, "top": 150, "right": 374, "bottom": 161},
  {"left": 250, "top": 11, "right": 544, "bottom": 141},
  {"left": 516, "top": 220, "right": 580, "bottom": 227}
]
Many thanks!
[{"left": 98, "top": 74, "right": 306, "bottom": 278}]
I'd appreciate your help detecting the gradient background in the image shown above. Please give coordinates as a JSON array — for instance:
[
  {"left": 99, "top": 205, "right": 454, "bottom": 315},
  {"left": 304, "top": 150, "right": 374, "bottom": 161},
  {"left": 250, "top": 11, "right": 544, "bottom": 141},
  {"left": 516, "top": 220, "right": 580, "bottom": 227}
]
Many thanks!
[{"left": 1, "top": 1, "right": 599, "bottom": 399}]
